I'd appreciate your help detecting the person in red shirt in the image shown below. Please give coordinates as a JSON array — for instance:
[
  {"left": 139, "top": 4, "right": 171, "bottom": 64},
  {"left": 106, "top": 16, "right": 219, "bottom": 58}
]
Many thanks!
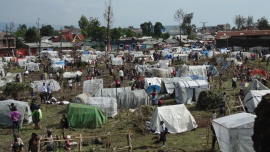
[
  {"left": 80, "top": 69, "right": 83, "bottom": 73},
  {"left": 64, "top": 65, "right": 67, "bottom": 72}
]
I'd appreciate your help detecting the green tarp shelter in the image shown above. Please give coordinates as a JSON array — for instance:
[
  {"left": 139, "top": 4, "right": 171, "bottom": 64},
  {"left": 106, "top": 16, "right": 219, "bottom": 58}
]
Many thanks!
[{"left": 67, "top": 103, "right": 106, "bottom": 128}]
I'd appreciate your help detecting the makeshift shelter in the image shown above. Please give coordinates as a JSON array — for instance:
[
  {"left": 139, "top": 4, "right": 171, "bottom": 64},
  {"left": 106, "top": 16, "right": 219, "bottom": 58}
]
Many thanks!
[
  {"left": 205, "top": 65, "right": 219, "bottom": 76},
  {"left": 212, "top": 113, "right": 256, "bottom": 152},
  {"left": 161, "top": 77, "right": 192, "bottom": 94},
  {"left": 150, "top": 104, "right": 197, "bottom": 134},
  {"left": 67, "top": 103, "right": 107, "bottom": 128},
  {"left": 50, "top": 58, "right": 61, "bottom": 64},
  {"left": 73, "top": 94, "right": 117, "bottom": 117},
  {"left": 111, "top": 58, "right": 123, "bottom": 65},
  {"left": 243, "top": 90, "right": 270, "bottom": 112},
  {"left": 17, "top": 59, "right": 27, "bottom": 66},
  {"left": 31, "top": 79, "right": 61, "bottom": 92},
  {"left": 144, "top": 77, "right": 162, "bottom": 89},
  {"left": 243, "top": 79, "right": 269, "bottom": 95},
  {"left": 95, "top": 87, "right": 131, "bottom": 99},
  {"left": 81, "top": 54, "right": 98, "bottom": 62},
  {"left": 173, "top": 54, "right": 188, "bottom": 62},
  {"left": 51, "top": 64, "right": 63, "bottom": 72},
  {"left": 25, "top": 56, "right": 36, "bottom": 61},
  {"left": 176, "top": 64, "right": 207, "bottom": 80},
  {"left": 175, "top": 80, "right": 210, "bottom": 104},
  {"left": 63, "top": 71, "right": 82, "bottom": 78},
  {"left": 5, "top": 72, "right": 22, "bottom": 83},
  {"left": 118, "top": 90, "right": 149, "bottom": 109},
  {"left": 0, "top": 100, "right": 32, "bottom": 127},
  {"left": 146, "top": 68, "right": 171, "bottom": 78},
  {"left": 25, "top": 62, "right": 40, "bottom": 71},
  {"left": 83, "top": 79, "right": 103, "bottom": 96}
]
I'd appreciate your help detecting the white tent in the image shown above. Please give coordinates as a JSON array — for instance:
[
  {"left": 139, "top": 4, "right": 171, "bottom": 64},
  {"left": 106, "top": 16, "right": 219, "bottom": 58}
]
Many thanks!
[
  {"left": 73, "top": 94, "right": 117, "bottom": 118},
  {"left": 118, "top": 90, "right": 149, "bottom": 109},
  {"left": 176, "top": 64, "right": 207, "bottom": 80},
  {"left": 50, "top": 58, "right": 61, "bottom": 64},
  {"left": 83, "top": 79, "right": 103, "bottom": 96},
  {"left": 161, "top": 77, "right": 192, "bottom": 94},
  {"left": 173, "top": 54, "right": 188, "bottom": 62},
  {"left": 17, "top": 59, "right": 27, "bottom": 66},
  {"left": 150, "top": 104, "right": 197, "bottom": 134},
  {"left": 244, "top": 79, "right": 269, "bottom": 95},
  {"left": 175, "top": 80, "right": 210, "bottom": 104},
  {"left": 32, "top": 79, "right": 61, "bottom": 92},
  {"left": 111, "top": 58, "right": 123, "bottom": 65},
  {"left": 51, "top": 64, "right": 63, "bottom": 72},
  {"left": 25, "top": 56, "right": 36, "bottom": 61},
  {"left": 81, "top": 54, "right": 97, "bottom": 62},
  {"left": 212, "top": 113, "right": 256, "bottom": 152},
  {"left": 144, "top": 77, "right": 162, "bottom": 89},
  {"left": 0, "top": 100, "right": 32, "bottom": 127},
  {"left": 94, "top": 87, "right": 131, "bottom": 99},
  {"left": 5, "top": 72, "right": 22, "bottom": 83},
  {"left": 63, "top": 71, "right": 82, "bottom": 78},
  {"left": 25, "top": 62, "right": 40, "bottom": 71},
  {"left": 243, "top": 90, "right": 270, "bottom": 112}
]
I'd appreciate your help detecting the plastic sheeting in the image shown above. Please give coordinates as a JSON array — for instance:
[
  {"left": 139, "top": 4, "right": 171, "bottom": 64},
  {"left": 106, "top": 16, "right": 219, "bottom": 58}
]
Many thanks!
[
  {"left": 244, "top": 79, "right": 269, "bottom": 95},
  {"left": 175, "top": 80, "right": 210, "bottom": 104},
  {"left": 50, "top": 58, "right": 61, "bottom": 64},
  {"left": 144, "top": 77, "right": 162, "bottom": 89},
  {"left": 5, "top": 72, "right": 22, "bottom": 83},
  {"left": 243, "top": 90, "right": 270, "bottom": 112},
  {"left": 212, "top": 113, "right": 256, "bottom": 152},
  {"left": 0, "top": 100, "right": 32, "bottom": 127},
  {"left": 173, "top": 54, "right": 188, "bottom": 62},
  {"left": 161, "top": 77, "right": 192, "bottom": 94},
  {"left": 17, "top": 59, "right": 27, "bottom": 66},
  {"left": 51, "top": 64, "right": 63, "bottom": 71},
  {"left": 81, "top": 54, "right": 98, "bottom": 62},
  {"left": 25, "top": 62, "right": 40, "bottom": 71},
  {"left": 32, "top": 79, "right": 61, "bottom": 92},
  {"left": 118, "top": 90, "right": 149, "bottom": 109},
  {"left": 63, "top": 71, "right": 82, "bottom": 78},
  {"left": 150, "top": 104, "right": 198, "bottom": 134},
  {"left": 146, "top": 68, "right": 170, "bottom": 78},
  {"left": 83, "top": 79, "right": 103, "bottom": 96},
  {"left": 111, "top": 58, "right": 123, "bottom": 65},
  {"left": 176, "top": 64, "right": 207, "bottom": 80},
  {"left": 94, "top": 87, "right": 131, "bottom": 99}
]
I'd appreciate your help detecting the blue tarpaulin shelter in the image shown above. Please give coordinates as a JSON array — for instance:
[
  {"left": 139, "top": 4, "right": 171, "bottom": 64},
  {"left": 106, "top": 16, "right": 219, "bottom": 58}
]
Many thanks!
[{"left": 164, "top": 54, "right": 173, "bottom": 59}]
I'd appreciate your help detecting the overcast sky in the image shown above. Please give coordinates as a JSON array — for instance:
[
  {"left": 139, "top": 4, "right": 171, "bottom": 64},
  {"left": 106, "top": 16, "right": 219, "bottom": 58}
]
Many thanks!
[{"left": 1, "top": 0, "right": 270, "bottom": 29}]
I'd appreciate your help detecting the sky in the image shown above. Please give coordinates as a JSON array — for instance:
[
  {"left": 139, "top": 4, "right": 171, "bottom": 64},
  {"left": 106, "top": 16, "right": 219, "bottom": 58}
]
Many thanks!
[{"left": 1, "top": 0, "right": 270, "bottom": 29}]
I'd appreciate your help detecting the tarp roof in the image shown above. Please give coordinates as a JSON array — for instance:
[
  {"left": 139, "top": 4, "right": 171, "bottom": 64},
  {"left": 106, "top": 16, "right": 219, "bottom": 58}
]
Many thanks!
[
  {"left": 243, "top": 90, "right": 270, "bottom": 112},
  {"left": 161, "top": 77, "right": 192, "bottom": 94},
  {"left": 118, "top": 90, "right": 149, "bottom": 109},
  {"left": 244, "top": 79, "right": 269, "bottom": 95}
]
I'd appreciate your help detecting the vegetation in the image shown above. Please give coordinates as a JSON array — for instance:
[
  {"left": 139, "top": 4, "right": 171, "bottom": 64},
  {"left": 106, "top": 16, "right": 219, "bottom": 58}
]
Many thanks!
[
  {"left": 3, "top": 82, "right": 30, "bottom": 99},
  {"left": 196, "top": 90, "right": 223, "bottom": 110}
]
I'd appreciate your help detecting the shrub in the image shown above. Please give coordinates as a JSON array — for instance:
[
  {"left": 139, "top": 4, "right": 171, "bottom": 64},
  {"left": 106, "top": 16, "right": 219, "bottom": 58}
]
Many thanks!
[{"left": 196, "top": 90, "right": 222, "bottom": 110}]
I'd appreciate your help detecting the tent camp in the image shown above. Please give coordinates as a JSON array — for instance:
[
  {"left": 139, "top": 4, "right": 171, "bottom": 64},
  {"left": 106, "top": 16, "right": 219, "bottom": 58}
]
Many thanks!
[
  {"left": 25, "top": 62, "right": 40, "bottom": 71},
  {"left": 0, "top": 100, "right": 32, "bottom": 127},
  {"left": 5, "top": 72, "right": 22, "bottom": 83},
  {"left": 173, "top": 54, "right": 188, "bottom": 62},
  {"left": 83, "top": 79, "right": 103, "bottom": 96},
  {"left": 31, "top": 79, "right": 61, "bottom": 92},
  {"left": 176, "top": 64, "right": 207, "bottom": 80},
  {"left": 243, "top": 79, "right": 269, "bottom": 95},
  {"left": 73, "top": 94, "right": 117, "bottom": 117},
  {"left": 144, "top": 77, "right": 162, "bottom": 89},
  {"left": 67, "top": 103, "right": 106, "bottom": 128},
  {"left": 118, "top": 90, "right": 149, "bottom": 109},
  {"left": 94, "top": 87, "right": 131, "bottom": 99},
  {"left": 161, "top": 77, "right": 192, "bottom": 94},
  {"left": 243, "top": 90, "right": 270, "bottom": 112},
  {"left": 63, "top": 71, "right": 82, "bottom": 78},
  {"left": 17, "top": 59, "right": 27, "bottom": 66},
  {"left": 146, "top": 68, "right": 171, "bottom": 78},
  {"left": 175, "top": 80, "right": 210, "bottom": 104},
  {"left": 212, "top": 113, "right": 256, "bottom": 152},
  {"left": 150, "top": 104, "right": 197, "bottom": 134},
  {"left": 111, "top": 58, "right": 123, "bottom": 65}
]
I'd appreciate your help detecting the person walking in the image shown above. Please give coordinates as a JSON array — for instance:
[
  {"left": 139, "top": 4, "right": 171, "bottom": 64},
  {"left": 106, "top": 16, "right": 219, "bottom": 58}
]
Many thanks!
[
  {"left": 76, "top": 74, "right": 81, "bottom": 87},
  {"left": 232, "top": 75, "right": 237, "bottom": 90},
  {"left": 11, "top": 134, "right": 24, "bottom": 152},
  {"left": 151, "top": 88, "right": 158, "bottom": 105},
  {"left": 160, "top": 121, "right": 167, "bottom": 147},
  {"left": 10, "top": 107, "right": 21, "bottom": 133},
  {"left": 28, "top": 133, "right": 40, "bottom": 152},
  {"left": 119, "top": 69, "right": 124, "bottom": 82}
]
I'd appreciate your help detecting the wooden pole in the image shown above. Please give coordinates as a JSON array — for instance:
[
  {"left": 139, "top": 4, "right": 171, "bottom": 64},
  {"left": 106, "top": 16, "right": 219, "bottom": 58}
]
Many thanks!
[
  {"left": 79, "top": 134, "right": 82, "bottom": 152},
  {"left": 127, "top": 132, "right": 132, "bottom": 152}
]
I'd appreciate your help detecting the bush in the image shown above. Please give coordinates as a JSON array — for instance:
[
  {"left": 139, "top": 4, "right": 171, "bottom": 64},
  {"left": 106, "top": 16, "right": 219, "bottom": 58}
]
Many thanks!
[{"left": 196, "top": 90, "right": 222, "bottom": 110}]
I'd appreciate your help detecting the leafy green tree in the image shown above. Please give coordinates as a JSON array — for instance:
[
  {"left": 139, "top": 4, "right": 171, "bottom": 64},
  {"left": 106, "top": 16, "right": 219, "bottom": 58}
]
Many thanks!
[
  {"left": 110, "top": 27, "right": 122, "bottom": 41},
  {"left": 246, "top": 15, "right": 254, "bottom": 30},
  {"left": 87, "top": 18, "right": 106, "bottom": 41},
  {"left": 125, "top": 29, "right": 135, "bottom": 37},
  {"left": 162, "top": 32, "right": 170, "bottom": 39},
  {"left": 154, "top": 22, "right": 164, "bottom": 37},
  {"left": 257, "top": 16, "right": 270, "bottom": 30},
  {"left": 231, "top": 27, "right": 236, "bottom": 31},
  {"left": 53, "top": 30, "right": 59, "bottom": 36},
  {"left": 40, "top": 25, "right": 55, "bottom": 36},
  {"left": 24, "top": 27, "right": 38, "bottom": 42},
  {"left": 140, "top": 21, "right": 152, "bottom": 36},
  {"left": 234, "top": 15, "right": 246, "bottom": 30},
  {"left": 17, "top": 24, "right": 27, "bottom": 31},
  {"left": 181, "top": 13, "right": 193, "bottom": 36},
  {"left": 78, "top": 15, "right": 89, "bottom": 38},
  {"left": 16, "top": 37, "right": 23, "bottom": 48},
  {"left": 4, "top": 82, "right": 30, "bottom": 99},
  {"left": 15, "top": 24, "right": 27, "bottom": 37}
]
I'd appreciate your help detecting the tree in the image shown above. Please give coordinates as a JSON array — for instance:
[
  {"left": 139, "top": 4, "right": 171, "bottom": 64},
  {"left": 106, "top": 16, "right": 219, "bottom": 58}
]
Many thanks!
[
  {"left": 103, "top": 0, "right": 114, "bottom": 51},
  {"left": 252, "top": 94, "right": 270, "bottom": 151},
  {"left": 174, "top": 9, "right": 185, "bottom": 45},
  {"left": 233, "top": 15, "right": 246, "bottom": 30},
  {"left": 53, "top": 30, "right": 59, "bottom": 36},
  {"left": 78, "top": 15, "right": 89, "bottom": 38},
  {"left": 257, "top": 16, "right": 270, "bottom": 30},
  {"left": 24, "top": 27, "right": 38, "bottom": 42},
  {"left": 110, "top": 28, "right": 122, "bottom": 41},
  {"left": 246, "top": 15, "right": 254, "bottom": 30},
  {"left": 181, "top": 13, "right": 194, "bottom": 39},
  {"left": 40, "top": 25, "right": 54, "bottom": 36},
  {"left": 125, "top": 28, "right": 135, "bottom": 37},
  {"left": 87, "top": 18, "right": 106, "bottom": 41},
  {"left": 231, "top": 27, "right": 237, "bottom": 31},
  {"left": 153, "top": 22, "right": 164, "bottom": 37},
  {"left": 4, "top": 82, "right": 30, "bottom": 99},
  {"left": 162, "top": 32, "right": 170, "bottom": 39}
]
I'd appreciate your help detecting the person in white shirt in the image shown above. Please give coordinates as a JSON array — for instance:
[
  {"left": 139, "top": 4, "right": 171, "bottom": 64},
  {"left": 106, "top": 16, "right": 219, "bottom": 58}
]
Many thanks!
[
  {"left": 51, "top": 96, "right": 57, "bottom": 104},
  {"left": 42, "top": 83, "right": 47, "bottom": 93},
  {"left": 49, "top": 73, "right": 53, "bottom": 79},
  {"left": 118, "top": 69, "right": 124, "bottom": 82},
  {"left": 160, "top": 121, "right": 166, "bottom": 147},
  {"left": 68, "top": 79, "right": 72, "bottom": 92},
  {"left": 212, "top": 111, "right": 217, "bottom": 120}
]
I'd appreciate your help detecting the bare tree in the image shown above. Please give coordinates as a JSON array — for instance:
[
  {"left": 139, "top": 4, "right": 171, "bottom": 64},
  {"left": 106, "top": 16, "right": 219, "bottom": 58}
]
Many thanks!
[
  {"left": 233, "top": 15, "right": 246, "bottom": 30},
  {"left": 103, "top": 0, "right": 114, "bottom": 52},
  {"left": 173, "top": 9, "right": 185, "bottom": 45},
  {"left": 246, "top": 15, "right": 254, "bottom": 30}
]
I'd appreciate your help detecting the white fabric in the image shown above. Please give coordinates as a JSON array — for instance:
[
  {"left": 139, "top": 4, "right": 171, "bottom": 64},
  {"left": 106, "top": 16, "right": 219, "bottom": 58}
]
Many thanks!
[
  {"left": 94, "top": 87, "right": 131, "bottom": 99},
  {"left": 144, "top": 77, "right": 162, "bottom": 89},
  {"left": 161, "top": 77, "right": 192, "bottom": 94},
  {"left": 118, "top": 70, "right": 124, "bottom": 77},
  {"left": 63, "top": 71, "right": 82, "bottom": 78},
  {"left": 118, "top": 90, "right": 149, "bottom": 109},
  {"left": 32, "top": 79, "right": 61, "bottom": 92},
  {"left": 51, "top": 64, "right": 64, "bottom": 71},
  {"left": 176, "top": 64, "right": 207, "bottom": 80},
  {"left": 50, "top": 58, "right": 61, "bottom": 64},
  {"left": 5, "top": 72, "right": 22, "bottom": 83},
  {"left": 25, "top": 56, "right": 36, "bottom": 61},
  {"left": 83, "top": 79, "right": 103, "bottom": 96},
  {"left": 150, "top": 104, "right": 198, "bottom": 134},
  {"left": 17, "top": 59, "right": 27, "bottom": 66},
  {"left": 173, "top": 54, "right": 188, "bottom": 62},
  {"left": 174, "top": 80, "right": 210, "bottom": 104},
  {"left": 243, "top": 90, "right": 270, "bottom": 112},
  {"left": 111, "top": 58, "right": 123, "bottom": 65},
  {"left": 244, "top": 79, "right": 269, "bottom": 95},
  {"left": 212, "top": 113, "right": 256, "bottom": 152},
  {"left": 81, "top": 54, "right": 97, "bottom": 62},
  {"left": 0, "top": 100, "right": 32, "bottom": 127},
  {"left": 25, "top": 62, "right": 39, "bottom": 71}
]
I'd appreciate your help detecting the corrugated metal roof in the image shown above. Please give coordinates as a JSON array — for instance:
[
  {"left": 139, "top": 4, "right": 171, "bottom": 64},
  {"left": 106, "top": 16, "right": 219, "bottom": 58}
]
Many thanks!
[{"left": 216, "top": 30, "right": 270, "bottom": 39}]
